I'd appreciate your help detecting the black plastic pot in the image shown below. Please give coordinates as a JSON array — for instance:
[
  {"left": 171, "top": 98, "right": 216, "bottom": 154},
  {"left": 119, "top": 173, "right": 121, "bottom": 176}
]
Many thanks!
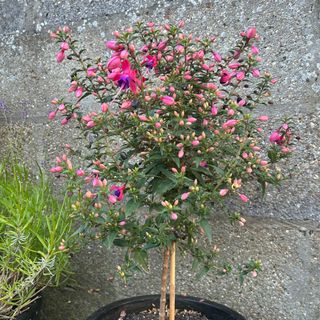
[
  {"left": 15, "top": 295, "right": 42, "bottom": 320},
  {"left": 87, "top": 295, "right": 246, "bottom": 320}
]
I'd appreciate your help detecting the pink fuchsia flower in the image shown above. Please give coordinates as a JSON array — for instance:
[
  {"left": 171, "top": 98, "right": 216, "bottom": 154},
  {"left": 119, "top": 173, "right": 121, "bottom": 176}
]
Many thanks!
[
  {"left": 181, "top": 192, "right": 190, "bottom": 201},
  {"left": 110, "top": 185, "right": 125, "bottom": 202},
  {"left": 219, "top": 189, "right": 229, "bottom": 197},
  {"left": 170, "top": 212, "right": 178, "bottom": 220},
  {"left": 56, "top": 50, "right": 65, "bottom": 63},
  {"left": 239, "top": 194, "right": 249, "bottom": 202},
  {"left": 143, "top": 55, "right": 157, "bottom": 69},
  {"left": 252, "top": 69, "right": 260, "bottom": 78},
  {"left": 160, "top": 96, "right": 175, "bottom": 106},
  {"left": 213, "top": 51, "right": 222, "bottom": 62},
  {"left": 114, "top": 60, "right": 142, "bottom": 94},
  {"left": 246, "top": 27, "right": 257, "bottom": 39}
]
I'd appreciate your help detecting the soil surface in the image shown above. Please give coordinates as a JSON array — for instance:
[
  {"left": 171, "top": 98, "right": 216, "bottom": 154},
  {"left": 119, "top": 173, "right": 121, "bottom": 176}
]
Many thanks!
[{"left": 124, "top": 308, "right": 208, "bottom": 320}]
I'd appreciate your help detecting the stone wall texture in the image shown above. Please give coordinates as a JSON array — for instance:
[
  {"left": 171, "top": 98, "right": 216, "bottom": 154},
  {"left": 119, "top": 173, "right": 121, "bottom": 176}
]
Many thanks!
[{"left": 0, "top": 1, "right": 319, "bottom": 319}]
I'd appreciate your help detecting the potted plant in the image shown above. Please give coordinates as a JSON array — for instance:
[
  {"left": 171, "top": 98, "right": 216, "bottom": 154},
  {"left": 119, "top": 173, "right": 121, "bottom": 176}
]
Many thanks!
[
  {"left": 0, "top": 159, "right": 75, "bottom": 319},
  {"left": 49, "top": 21, "right": 292, "bottom": 319}
]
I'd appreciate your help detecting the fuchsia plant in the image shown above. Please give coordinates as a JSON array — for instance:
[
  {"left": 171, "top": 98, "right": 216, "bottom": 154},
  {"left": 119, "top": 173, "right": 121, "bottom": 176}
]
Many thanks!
[{"left": 49, "top": 22, "right": 292, "bottom": 320}]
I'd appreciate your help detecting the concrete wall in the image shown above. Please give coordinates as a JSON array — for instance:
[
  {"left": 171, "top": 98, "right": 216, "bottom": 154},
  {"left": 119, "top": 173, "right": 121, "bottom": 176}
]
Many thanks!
[{"left": 1, "top": 0, "right": 319, "bottom": 220}]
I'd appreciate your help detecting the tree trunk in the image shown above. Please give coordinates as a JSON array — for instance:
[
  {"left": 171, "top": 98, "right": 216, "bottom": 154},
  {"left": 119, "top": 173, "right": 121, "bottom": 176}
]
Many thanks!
[
  {"left": 169, "top": 242, "right": 176, "bottom": 320},
  {"left": 159, "top": 247, "right": 170, "bottom": 320}
]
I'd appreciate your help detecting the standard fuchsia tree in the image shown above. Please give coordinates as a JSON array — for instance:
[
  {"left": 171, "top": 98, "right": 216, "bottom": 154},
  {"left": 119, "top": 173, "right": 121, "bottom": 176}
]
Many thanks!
[{"left": 49, "top": 22, "right": 293, "bottom": 320}]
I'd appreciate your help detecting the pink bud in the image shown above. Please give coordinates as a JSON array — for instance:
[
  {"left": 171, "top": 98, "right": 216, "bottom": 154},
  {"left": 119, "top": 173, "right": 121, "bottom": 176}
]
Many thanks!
[
  {"left": 242, "top": 152, "right": 248, "bottom": 159},
  {"left": 187, "top": 117, "right": 197, "bottom": 124},
  {"left": 105, "top": 40, "right": 119, "bottom": 51},
  {"left": 101, "top": 103, "right": 109, "bottom": 113},
  {"left": 75, "top": 87, "right": 83, "bottom": 98},
  {"left": 260, "top": 160, "right": 268, "bottom": 166},
  {"left": 236, "top": 71, "right": 245, "bottom": 81},
  {"left": 181, "top": 192, "right": 190, "bottom": 201},
  {"left": 211, "top": 105, "right": 218, "bottom": 116},
  {"left": 229, "top": 62, "right": 241, "bottom": 69},
  {"left": 219, "top": 189, "right": 229, "bottom": 197},
  {"left": 76, "top": 169, "right": 85, "bottom": 176},
  {"left": 178, "top": 20, "right": 185, "bottom": 28},
  {"left": 258, "top": 115, "right": 268, "bottom": 121},
  {"left": 87, "top": 121, "right": 96, "bottom": 128},
  {"left": 107, "top": 56, "right": 121, "bottom": 70},
  {"left": 61, "top": 118, "right": 68, "bottom": 125},
  {"left": 228, "top": 109, "right": 235, "bottom": 116},
  {"left": 56, "top": 50, "right": 65, "bottom": 63},
  {"left": 161, "top": 96, "right": 175, "bottom": 106},
  {"left": 252, "top": 69, "right": 260, "bottom": 78},
  {"left": 251, "top": 270, "right": 257, "bottom": 278},
  {"left": 58, "top": 245, "right": 65, "bottom": 251},
  {"left": 121, "top": 100, "right": 132, "bottom": 110},
  {"left": 108, "top": 194, "right": 117, "bottom": 204},
  {"left": 246, "top": 27, "right": 257, "bottom": 39},
  {"left": 155, "top": 122, "right": 161, "bottom": 128},
  {"left": 246, "top": 167, "right": 253, "bottom": 173},
  {"left": 48, "top": 111, "right": 57, "bottom": 120},
  {"left": 138, "top": 115, "right": 148, "bottom": 122},
  {"left": 251, "top": 46, "right": 259, "bottom": 55},
  {"left": 239, "top": 194, "right": 249, "bottom": 202},
  {"left": 178, "top": 149, "right": 184, "bottom": 158},
  {"left": 119, "top": 220, "right": 126, "bottom": 226},
  {"left": 192, "top": 140, "right": 200, "bottom": 147},
  {"left": 60, "top": 42, "right": 69, "bottom": 51},
  {"left": 213, "top": 51, "right": 222, "bottom": 62},
  {"left": 170, "top": 212, "right": 178, "bottom": 221},
  {"left": 171, "top": 168, "right": 178, "bottom": 174}
]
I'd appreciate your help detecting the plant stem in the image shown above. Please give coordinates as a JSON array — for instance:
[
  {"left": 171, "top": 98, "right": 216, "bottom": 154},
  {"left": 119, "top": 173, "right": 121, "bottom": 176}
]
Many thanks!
[
  {"left": 169, "top": 242, "right": 176, "bottom": 320},
  {"left": 159, "top": 247, "right": 170, "bottom": 320}
]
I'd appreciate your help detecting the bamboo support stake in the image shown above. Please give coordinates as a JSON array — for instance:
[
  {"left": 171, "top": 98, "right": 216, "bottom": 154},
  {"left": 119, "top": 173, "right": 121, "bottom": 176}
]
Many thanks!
[
  {"left": 159, "top": 247, "right": 170, "bottom": 320},
  {"left": 169, "top": 242, "right": 176, "bottom": 320}
]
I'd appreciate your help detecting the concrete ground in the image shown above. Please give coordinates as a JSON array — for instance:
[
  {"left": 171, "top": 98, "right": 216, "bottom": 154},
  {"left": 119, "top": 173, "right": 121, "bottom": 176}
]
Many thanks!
[{"left": 40, "top": 216, "right": 320, "bottom": 320}]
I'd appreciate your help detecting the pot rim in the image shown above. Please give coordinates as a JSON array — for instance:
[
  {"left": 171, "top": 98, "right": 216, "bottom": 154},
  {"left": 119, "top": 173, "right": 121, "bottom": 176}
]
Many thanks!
[{"left": 87, "top": 294, "right": 246, "bottom": 320}]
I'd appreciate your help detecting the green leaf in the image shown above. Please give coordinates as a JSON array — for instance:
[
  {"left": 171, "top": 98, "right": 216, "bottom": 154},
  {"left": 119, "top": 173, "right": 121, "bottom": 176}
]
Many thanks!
[
  {"left": 102, "top": 232, "right": 117, "bottom": 249},
  {"left": 199, "top": 219, "right": 212, "bottom": 243},
  {"left": 125, "top": 199, "right": 141, "bottom": 216},
  {"left": 151, "top": 178, "right": 176, "bottom": 196},
  {"left": 133, "top": 249, "right": 149, "bottom": 271},
  {"left": 113, "top": 239, "right": 130, "bottom": 247}
]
